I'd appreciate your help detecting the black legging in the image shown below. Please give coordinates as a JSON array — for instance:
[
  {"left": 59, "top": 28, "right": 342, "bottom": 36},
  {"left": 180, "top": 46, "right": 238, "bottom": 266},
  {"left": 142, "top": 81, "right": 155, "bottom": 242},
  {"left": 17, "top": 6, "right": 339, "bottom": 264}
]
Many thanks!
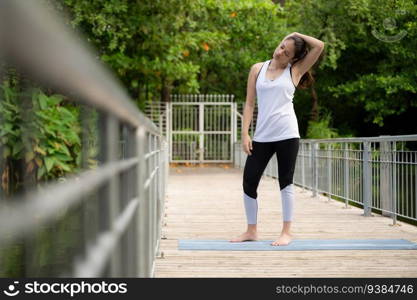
[{"left": 243, "top": 138, "right": 300, "bottom": 199}]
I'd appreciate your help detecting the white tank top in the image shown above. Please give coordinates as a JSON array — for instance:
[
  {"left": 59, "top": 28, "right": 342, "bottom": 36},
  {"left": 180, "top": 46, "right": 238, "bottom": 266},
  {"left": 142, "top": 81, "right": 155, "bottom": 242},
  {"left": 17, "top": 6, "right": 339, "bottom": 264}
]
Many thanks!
[{"left": 252, "top": 59, "right": 300, "bottom": 142}]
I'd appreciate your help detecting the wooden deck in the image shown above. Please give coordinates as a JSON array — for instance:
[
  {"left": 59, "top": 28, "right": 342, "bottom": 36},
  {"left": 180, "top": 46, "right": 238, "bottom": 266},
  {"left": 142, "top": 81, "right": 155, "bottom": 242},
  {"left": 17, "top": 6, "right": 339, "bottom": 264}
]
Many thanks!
[{"left": 154, "top": 164, "right": 417, "bottom": 277}]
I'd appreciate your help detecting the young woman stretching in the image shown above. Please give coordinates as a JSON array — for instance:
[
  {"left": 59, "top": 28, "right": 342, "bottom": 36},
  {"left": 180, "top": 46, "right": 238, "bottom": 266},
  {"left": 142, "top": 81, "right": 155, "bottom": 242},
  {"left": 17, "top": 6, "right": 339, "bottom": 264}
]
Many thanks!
[{"left": 231, "top": 32, "right": 325, "bottom": 246}]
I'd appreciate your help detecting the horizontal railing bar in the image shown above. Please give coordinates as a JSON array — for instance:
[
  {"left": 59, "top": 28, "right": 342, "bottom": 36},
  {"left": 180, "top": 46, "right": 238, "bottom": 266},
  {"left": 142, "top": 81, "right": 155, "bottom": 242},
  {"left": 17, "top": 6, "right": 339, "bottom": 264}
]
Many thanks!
[
  {"left": 0, "top": 157, "right": 139, "bottom": 244},
  {"left": 234, "top": 138, "right": 415, "bottom": 146},
  {"left": 235, "top": 136, "right": 417, "bottom": 144},
  {"left": 171, "top": 160, "right": 233, "bottom": 163},
  {"left": 73, "top": 197, "right": 139, "bottom": 277},
  {"left": 144, "top": 167, "right": 159, "bottom": 189},
  {"left": 302, "top": 135, "right": 417, "bottom": 143},
  {"left": 171, "top": 102, "right": 233, "bottom": 105},
  {"left": 233, "top": 110, "right": 243, "bottom": 119},
  {"left": 144, "top": 149, "right": 161, "bottom": 160},
  {"left": 172, "top": 131, "right": 233, "bottom": 134}
]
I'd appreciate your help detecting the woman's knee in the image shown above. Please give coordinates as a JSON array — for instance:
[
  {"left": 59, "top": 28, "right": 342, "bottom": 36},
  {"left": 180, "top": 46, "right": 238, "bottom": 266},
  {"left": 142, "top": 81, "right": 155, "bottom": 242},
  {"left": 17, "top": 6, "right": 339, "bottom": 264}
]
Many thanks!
[
  {"left": 243, "top": 179, "right": 258, "bottom": 199},
  {"left": 278, "top": 177, "right": 293, "bottom": 191}
]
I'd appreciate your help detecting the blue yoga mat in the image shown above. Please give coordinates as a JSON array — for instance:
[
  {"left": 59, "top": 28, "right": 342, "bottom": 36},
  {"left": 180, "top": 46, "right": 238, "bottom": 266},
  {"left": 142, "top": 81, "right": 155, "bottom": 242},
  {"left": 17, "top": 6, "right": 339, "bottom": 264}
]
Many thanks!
[{"left": 178, "top": 239, "right": 417, "bottom": 251}]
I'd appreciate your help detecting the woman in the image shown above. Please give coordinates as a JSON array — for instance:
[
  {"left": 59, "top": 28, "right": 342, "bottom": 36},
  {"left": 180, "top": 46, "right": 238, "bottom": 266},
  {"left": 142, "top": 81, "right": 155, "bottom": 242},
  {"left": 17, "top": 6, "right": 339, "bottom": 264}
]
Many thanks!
[{"left": 230, "top": 32, "right": 325, "bottom": 246}]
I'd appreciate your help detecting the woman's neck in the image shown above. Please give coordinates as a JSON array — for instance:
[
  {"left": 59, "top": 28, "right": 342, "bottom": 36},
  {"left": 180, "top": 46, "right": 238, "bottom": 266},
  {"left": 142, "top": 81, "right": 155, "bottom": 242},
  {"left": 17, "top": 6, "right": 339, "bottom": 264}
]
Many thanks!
[{"left": 269, "top": 58, "right": 287, "bottom": 70}]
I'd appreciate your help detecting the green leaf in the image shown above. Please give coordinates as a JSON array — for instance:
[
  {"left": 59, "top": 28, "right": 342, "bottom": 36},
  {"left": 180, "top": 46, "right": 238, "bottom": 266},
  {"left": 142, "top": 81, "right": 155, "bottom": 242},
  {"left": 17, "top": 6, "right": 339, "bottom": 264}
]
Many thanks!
[
  {"left": 49, "top": 94, "right": 63, "bottom": 106},
  {"left": 55, "top": 153, "right": 73, "bottom": 162},
  {"left": 59, "top": 144, "right": 71, "bottom": 156},
  {"left": 56, "top": 161, "right": 72, "bottom": 172},
  {"left": 12, "top": 142, "right": 24, "bottom": 156},
  {"left": 39, "top": 93, "right": 49, "bottom": 110},
  {"left": 25, "top": 151, "right": 35, "bottom": 162},
  {"left": 37, "top": 166, "right": 46, "bottom": 180},
  {"left": 44, "top": 157, "right": 55, "bottom": 172},
  {"left": 34, "top": 146, "right": 47, "bottom": 155},
  {"left": 58, "top": 107, "right": 75, "bottom": 120}
]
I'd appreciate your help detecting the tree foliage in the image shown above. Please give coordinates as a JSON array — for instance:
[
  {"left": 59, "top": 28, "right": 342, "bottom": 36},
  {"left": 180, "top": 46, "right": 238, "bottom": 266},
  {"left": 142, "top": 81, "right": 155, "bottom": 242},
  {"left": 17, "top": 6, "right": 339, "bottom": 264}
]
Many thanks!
[
  {"left": 60, "top": 0, "right": 290, "bottom": 103},
  {"left": 285, "top": 0, "right": 417, "bottom": 130},
  {"left": 52, "top": 0, "right": 416, "bottom": 135}
]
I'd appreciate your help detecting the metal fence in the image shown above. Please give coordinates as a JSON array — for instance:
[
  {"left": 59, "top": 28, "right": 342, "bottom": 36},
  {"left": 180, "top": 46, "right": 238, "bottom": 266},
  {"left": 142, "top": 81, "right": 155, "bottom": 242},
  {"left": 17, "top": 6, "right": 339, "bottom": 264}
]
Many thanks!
[
  {"left": 170, "top": 95, "right": 236, "bottom": 163},
  {"left": 234, "top": 113, "right": 417, "bottom": 225},
  {"left": 0, "top": 0, "right": 167, "bottom": 277},
  {"left": 149, "top": 94, "right": 237, "bottom": 163},
  {"left": 145, "top": 95, "right": 264, "bottom": 164}
]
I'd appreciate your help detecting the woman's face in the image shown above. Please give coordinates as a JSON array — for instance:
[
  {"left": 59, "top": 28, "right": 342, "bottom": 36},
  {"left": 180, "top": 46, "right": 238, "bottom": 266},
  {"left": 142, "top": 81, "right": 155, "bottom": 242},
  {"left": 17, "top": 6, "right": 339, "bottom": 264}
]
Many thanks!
[{"left": 273, "top": 39, "right": 295, "bottom": 64}]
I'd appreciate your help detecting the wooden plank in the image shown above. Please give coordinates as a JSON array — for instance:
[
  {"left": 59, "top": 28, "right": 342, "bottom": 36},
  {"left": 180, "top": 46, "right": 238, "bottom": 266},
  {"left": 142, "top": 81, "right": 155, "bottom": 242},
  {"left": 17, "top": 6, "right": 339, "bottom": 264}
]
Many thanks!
[{"left": 155, "top": 165, "right": 417, "bottom": 277}]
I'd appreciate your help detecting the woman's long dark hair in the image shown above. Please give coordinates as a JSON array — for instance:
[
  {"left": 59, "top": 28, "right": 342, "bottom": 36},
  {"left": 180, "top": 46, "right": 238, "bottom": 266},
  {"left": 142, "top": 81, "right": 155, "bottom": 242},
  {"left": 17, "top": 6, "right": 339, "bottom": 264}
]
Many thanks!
[{"left": 286, "top": 36, "right": 320, "bottom": 89}]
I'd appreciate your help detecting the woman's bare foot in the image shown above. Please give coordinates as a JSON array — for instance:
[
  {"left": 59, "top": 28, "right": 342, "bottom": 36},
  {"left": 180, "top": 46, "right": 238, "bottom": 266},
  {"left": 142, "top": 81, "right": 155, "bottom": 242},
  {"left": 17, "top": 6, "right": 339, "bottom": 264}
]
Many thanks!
[
  {"left": 271, "top": 232, "right": 292, "bottom": 246},
  {"left": 230, "top": 231, "right": 258, "bottom": 242}
]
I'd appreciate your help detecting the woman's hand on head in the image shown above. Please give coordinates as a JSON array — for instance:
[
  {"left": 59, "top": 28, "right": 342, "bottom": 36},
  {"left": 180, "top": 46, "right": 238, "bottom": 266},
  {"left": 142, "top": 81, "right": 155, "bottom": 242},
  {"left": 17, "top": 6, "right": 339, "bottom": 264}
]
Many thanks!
[{"left": 284, "top": 32, "right": 298, "bottom": 40}]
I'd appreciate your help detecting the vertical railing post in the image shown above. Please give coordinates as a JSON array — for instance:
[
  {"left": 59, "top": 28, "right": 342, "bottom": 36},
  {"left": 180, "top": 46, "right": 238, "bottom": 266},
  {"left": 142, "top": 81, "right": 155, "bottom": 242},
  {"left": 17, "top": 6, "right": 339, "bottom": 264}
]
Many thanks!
[
  {"left": 153, "top": 135, "right": 159, "bottom": 270},
  {"left": 79, "top": 106, "right": 92, "bottom": 261},
  {"left": 362, "top": 141, "right": 372, "bottom": 216},
  {"left": 159, "top": 113, "right": 163, "bottom": 136},
  {"left": 137, "top": 127, "right": 151, "bottom": 277},
  {"left": 156, "top": 137, "right": 164, "bottom": 256},
  {"left": 148, "top": 135, "right": 154, "bottom": 275},
  {"left": 168, "top": 102, "right": 172, "bottom": 163},
  {"left": 230, "top": 102, "right": 233, "bottom": 163},
  {"left": 233, "top": 99, "right": 237, "bottom": 143},
  {"left": 110, "top": 117, "right": 121, "bottom": 277},
  {"left": 380, "top": 138, "right": 392, "bottom": 218},
  {"left": 344, "top": 142, "right": 349, "bottom": 208},
  {"left": 392, "top": 141, "right": 397, "bottom": 225},
  {"left": 98, "top": 113, "right": 121, "bottom": 276},
  {"left": 232, "top": 102, "right": 237, "bottom": 163},
  {"left": 147, "top": 134, "right": 155, "bottom": 275},
  {"left": 312, "top": 142, "right": 318, "bottom": 198},
  {"left": 130, "top": 126, "right": 139, "bottom": 277},
  {"left": 199, "top": 103, "right": 204, "bottom": 163},
  {"left": 301, "top": 142, "right": 305, "bottom": 190},
  {"left": 327, "top": 143, "right": 332, "bottom": 201}
]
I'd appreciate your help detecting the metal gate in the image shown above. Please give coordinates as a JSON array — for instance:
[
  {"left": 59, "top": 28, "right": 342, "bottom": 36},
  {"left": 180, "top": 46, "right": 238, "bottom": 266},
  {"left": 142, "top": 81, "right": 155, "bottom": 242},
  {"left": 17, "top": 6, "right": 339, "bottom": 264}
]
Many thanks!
[{"left": 167, "top": 94, "right": 237, "bottom": 163}]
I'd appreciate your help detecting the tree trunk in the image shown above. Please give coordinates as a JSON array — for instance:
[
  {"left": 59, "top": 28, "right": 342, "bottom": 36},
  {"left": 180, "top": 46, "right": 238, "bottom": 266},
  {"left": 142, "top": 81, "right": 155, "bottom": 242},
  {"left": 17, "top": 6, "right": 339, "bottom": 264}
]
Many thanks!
[
  {"left": 161, "top": 77, "right": 171, "bottom": 103},
  {"left": 310, "top": 85, "right": 318, "bottom": 121}
]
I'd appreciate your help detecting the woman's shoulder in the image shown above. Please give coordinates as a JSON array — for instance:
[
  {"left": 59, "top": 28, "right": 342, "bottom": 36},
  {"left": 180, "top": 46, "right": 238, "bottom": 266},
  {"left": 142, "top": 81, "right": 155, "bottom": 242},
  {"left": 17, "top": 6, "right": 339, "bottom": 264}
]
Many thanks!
[
  {"left": 253, "top": 61, "right": 267, "bottom": 68},
  {"left": 251, "top": 61, "right": 266, "bottom": 74}
]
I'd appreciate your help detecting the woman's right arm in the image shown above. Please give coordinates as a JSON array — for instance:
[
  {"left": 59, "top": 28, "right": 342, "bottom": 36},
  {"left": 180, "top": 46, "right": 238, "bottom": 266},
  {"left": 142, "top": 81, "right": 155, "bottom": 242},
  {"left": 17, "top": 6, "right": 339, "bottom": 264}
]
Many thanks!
[{"left": 242, "top": 63, "right": 262, "bottom": 155}]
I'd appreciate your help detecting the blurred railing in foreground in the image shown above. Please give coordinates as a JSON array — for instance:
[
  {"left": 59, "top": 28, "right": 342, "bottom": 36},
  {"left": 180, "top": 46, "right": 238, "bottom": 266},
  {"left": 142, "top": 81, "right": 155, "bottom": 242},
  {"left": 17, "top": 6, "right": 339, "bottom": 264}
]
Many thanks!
[{"left": 0, "top": 0, "right": 167, "bottom": 277}]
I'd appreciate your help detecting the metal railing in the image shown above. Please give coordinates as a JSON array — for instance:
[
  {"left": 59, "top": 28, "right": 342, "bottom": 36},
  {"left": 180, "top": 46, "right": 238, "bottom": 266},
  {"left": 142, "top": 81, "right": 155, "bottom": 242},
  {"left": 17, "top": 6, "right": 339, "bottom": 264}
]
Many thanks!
[
  {"left": 233, "top": 107, "right": 417, "bottom": 225},
  {"left": 0, "top": 0, "right": 167, "bottom": 277}
]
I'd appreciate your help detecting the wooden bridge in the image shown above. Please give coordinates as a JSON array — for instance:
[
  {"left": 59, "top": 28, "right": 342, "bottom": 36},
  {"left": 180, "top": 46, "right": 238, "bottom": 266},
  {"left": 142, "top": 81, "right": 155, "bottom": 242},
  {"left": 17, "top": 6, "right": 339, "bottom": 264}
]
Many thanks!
[
  {"left": 155, "top": 164, "right": 417, "bottom": 278},
  {"left": 1, "top": 1, "right": 417, "bottom": 279}
]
